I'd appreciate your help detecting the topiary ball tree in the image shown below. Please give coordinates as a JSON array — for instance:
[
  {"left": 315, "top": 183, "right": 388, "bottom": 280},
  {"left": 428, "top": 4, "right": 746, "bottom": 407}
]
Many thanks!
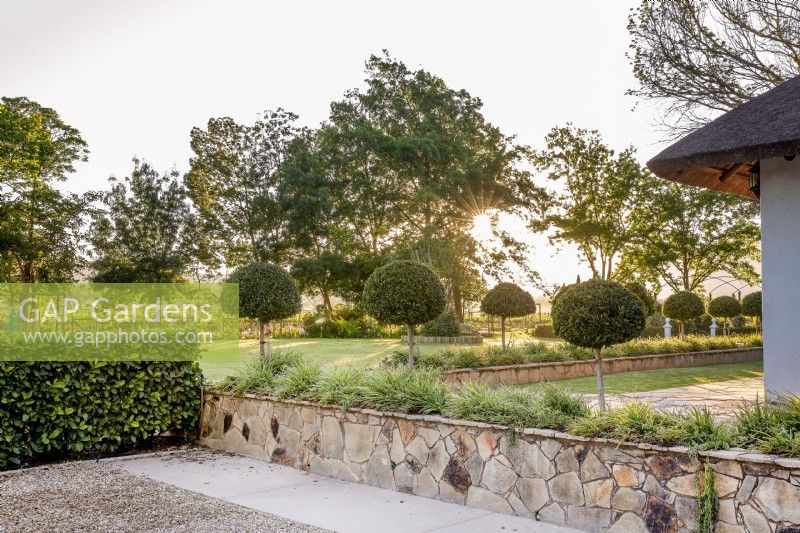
[
  {"left": 229, "top": 263, "right": 302, "bottom": 358},
  {"left": 741, "top": 291, "right": 762, "bottom": 329},
  {"left": 709, "top": 295, "right": 742, "bottom": 335},
  {"left": 625, "top": 282, "right": 658, "bottom": 317},
  {"left": 362, "top": 260, "right": 446, "bottom": 368},
  {"left": 552, "top": 280, "right": 645, "bottom": 412},
  {"left": 662, "top": 291, "right": 705, "bottom": 337},
  {"left": 480, "top": 282, "right": 536, "bottom": 349}
]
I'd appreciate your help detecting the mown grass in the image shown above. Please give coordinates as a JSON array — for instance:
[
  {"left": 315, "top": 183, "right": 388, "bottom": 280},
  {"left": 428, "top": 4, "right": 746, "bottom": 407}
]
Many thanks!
[
  {"left": 517, "top": 361, "right": 763, "bottom": 395},
  {"left": 213, "top": 352, "right": 800, "bottom": 457}
]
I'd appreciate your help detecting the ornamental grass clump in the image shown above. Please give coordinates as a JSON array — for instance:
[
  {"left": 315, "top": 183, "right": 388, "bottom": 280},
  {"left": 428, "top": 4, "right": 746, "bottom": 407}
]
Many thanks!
[
  {"left": 552, "top": 280, "right": 645, "bottom": 412},
  {"left": 272, "top": 364, "right": 322, "bottom": 401},
  {"left": 446, "top": 382, "right": 588, "bottom": 430},
  {"left": 362, "top": 367, "right": 448, "bottom": 414},
  {"left": 310, "top": 367, "right": 367, "bottom": 410},
  {"left": 735, "top": 395, "right": 800, "bottom": 455}
]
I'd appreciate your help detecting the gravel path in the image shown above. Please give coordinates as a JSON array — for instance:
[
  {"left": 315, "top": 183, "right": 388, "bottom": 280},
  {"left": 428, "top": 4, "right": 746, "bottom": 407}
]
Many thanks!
[{"left": 0, "top": 459, "right": 328, "bottom": 533}]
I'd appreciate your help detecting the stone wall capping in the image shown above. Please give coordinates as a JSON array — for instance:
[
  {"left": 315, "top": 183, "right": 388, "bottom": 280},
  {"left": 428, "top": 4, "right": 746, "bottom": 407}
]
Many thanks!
[{"left": 201, "top": 390, "right": 800, "bottom": 532}]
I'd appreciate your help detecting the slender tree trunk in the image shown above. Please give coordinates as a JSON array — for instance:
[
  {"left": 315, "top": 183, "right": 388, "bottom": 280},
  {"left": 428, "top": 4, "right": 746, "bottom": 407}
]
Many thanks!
[
  {"left": 406, "top": 324, "right": 415, "bottom": 369},
  {"left": 452, "top": 283, "right": 464, "bottom": 324},
  {"left": 679, "top": 322, "right": 685, "bottom": 337},
  {"left": 593, "top": 347, "right": 606, "bottom": 413},
  {"left": 259, "top": 319, "right": 266, "bottom": 364},
  {"left": 501, "top": 317, "right": 506, "bottom": 350}
]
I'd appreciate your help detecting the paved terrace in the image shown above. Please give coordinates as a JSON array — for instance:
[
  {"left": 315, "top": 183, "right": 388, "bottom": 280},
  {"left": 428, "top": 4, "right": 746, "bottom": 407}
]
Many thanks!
[{"left": 583, "top": 377, "right": 764, "bottom": 418}]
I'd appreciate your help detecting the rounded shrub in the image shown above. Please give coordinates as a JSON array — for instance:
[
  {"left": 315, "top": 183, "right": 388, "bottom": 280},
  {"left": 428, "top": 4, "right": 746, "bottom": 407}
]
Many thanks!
[
  {"left": 481, "top": 282, "right": 536, "bottom": 348},
  {"left": 551, "top": 280, "right": 645, "bottom": 412},
  {"left": 662, "top": 291, "right": 705, "bottom": 336},
  {"left": 229, "top": 263, "right": 301, "bottom": 356},
  {"left": 552, "top": 280, "right": 645, "bottom": 350},
  {"left": 741, "top": 291, "right": 762, "bottom": 319},
  {"left": 625, "top": 282, "right": 657, "bottom": 317},
  {"left": 362, "top": 260, "right": 446, "bottom": 367},
  {"left": 708, "top": 296, "right": 741, "bottom": 319}
]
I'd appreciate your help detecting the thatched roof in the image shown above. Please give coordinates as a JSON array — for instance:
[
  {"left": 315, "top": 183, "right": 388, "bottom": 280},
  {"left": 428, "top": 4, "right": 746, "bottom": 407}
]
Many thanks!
[{"left": 647, "top": 76, "right": 800, "bottom": 200}]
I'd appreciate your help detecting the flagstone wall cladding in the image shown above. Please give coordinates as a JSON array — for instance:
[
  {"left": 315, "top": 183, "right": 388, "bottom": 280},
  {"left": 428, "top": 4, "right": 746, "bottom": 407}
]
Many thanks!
[
  {"left": 443, "top": 348, "right": 763, "bottom": 386},
  {"left": 200, "top": 390, "right": 799, "bottom": 533}
]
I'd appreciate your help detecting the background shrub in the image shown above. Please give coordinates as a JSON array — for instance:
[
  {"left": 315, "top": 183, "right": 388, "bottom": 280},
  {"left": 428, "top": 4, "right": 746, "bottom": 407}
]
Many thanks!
[
  {"left": 421, "top": 310, "right": 460, "bottom": 337},
  {"left": 662, "top": 291, "right": 705, "bottom": 335},
  {"left": 532, "top": 323, "right": 557, "bottom": 338},
  {"left": 0, "top": 361, "right": 201, "bottom": 470}
]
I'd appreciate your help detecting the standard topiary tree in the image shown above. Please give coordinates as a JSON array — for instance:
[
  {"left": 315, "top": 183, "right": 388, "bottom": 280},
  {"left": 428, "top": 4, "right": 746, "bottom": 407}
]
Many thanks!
[
  {"left": 229, "top": 263, "right": 302, "bottom": 359},
  {"left": 662, "top": 291, "right": 705, "bottom": 337},
  {"left": 552, "top": 280, "right": 645, "bottom": 412},
  {"left": 625, "top": 282, "right": 658, "bottom": 317},
  {"left": 480, "top": 282, "right": 536, "bottom": 349},
  {"left": 362, "top": 260, "right": 446, "bottom": 368},
  {"left": 709, "top": 295, "right": 742, "bottom": 335},
  {"left": 741, "top": 291, "right": 762, "bottom": 330}
]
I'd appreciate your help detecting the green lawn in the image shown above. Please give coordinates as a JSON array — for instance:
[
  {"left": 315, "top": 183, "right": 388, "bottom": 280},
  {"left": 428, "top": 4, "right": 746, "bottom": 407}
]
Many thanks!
[
  {"left": 201, "top": 337, "right": 490, "bottom": 381},
  {"left": 516, "top": 361, "right": 763, "bottom": 394}
]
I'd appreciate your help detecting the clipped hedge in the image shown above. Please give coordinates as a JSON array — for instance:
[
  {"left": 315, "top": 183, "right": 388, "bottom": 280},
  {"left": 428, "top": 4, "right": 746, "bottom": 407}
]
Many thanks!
[{"left": 0, "top": 361, "right": 202, "bottom": 470}]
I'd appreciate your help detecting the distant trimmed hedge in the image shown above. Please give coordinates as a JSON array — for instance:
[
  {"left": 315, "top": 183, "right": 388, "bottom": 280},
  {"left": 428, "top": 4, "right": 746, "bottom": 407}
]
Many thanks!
[{"left": 0, "top": 361, "right": 202, "bottom": 470}]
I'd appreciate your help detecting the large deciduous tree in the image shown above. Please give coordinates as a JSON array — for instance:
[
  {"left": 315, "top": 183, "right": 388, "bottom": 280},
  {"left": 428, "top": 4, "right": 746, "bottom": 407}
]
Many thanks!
[
  {"left": 0, "top": 97, "right": 90, "bottom": 282},
  {"left": 531, "top": 125, "right": 655, "bottom": 281},
  {"left": 89, "top": 159, "right": 197, "bottom": 283},
  {"left": 619, "top": 183, "right": 760, "bottom": 292},
  {"left": 628, "top": 0, "right": 800, "bottom": 133},
  {"left": 326, "top": 52, "right": 542, "bottom": 320},
  {"left": 185, "top": 109, "right": 300, "bottom": 269}
]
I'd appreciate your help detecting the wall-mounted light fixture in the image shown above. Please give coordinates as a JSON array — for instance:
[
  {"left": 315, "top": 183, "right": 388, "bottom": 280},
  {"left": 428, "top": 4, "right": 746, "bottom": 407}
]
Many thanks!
[{"left": 749, "top": 161, "right": 760, "bottom": 199}]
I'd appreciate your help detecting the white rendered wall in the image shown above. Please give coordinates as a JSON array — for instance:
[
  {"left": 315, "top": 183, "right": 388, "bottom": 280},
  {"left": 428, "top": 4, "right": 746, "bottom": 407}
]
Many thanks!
[{"left": 761, "top": 156, "right": 800, "bottom": 396}]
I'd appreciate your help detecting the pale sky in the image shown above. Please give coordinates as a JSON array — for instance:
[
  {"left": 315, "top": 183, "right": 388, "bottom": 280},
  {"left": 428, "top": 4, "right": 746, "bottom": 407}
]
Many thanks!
[{"left": 1, "top": 0, "right": 678, "bottom": 297}]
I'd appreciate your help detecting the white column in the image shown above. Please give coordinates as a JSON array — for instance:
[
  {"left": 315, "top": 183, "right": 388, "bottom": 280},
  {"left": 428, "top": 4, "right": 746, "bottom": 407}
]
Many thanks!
[{"left": 761, "top": 156, "right": 800, "bottom": 397}]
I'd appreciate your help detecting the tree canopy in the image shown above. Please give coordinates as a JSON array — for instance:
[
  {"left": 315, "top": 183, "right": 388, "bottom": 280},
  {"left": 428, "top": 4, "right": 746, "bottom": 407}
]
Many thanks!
[
  {"left": 628, "top": 0, "right": 799, "bottom": 133},
  {"left": 90, "top": 160, "right": 196, "bottom": 283},
  {"left": 531, "top": 125, "right": 654, "bottom": 281},
  {"left": 0, "top": 97, "right": 91, "bottom": 282}
]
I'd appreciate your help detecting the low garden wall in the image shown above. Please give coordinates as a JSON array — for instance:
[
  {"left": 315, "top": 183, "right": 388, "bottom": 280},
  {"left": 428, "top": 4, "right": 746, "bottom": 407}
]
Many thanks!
[
  {"left": 443, "top": 347, "right": 763, "bottom": 386},
  {"left": 200, "top": 389, "right": 799, "bottom": 533},
  {"left": 400, "top": 335, "right": 483, "bottom": 345}
]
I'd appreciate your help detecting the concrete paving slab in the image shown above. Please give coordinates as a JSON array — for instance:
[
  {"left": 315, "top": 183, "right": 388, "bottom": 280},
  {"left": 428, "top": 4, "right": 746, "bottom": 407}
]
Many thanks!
[
  {"left": 119, "top": 449, "right": 322, "bottom": 497},
  {"left": 116, "top": 448, "right": 577, "bottom": 533}
]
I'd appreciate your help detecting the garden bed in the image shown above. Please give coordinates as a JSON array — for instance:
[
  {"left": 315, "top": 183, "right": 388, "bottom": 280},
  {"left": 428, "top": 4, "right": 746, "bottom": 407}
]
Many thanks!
[
  {"left": 400, "top": 335, "right": 483, "bottom": 345},
  {"left": 200, "top": 390, "right": 800, "bottom": 532},
  {"left": 442, "top": 347, "right": 763, "bottom": 386}
]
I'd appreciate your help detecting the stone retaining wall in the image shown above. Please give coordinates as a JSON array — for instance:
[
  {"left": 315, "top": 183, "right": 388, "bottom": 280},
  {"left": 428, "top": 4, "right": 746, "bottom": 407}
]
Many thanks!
[
  {"left": 200, "top": 389, "right": 798, "bottom": 533},
  {"left": 443, "top": 347, "right": 763, "bottom": 386},
  {"left": 400, "top": 335, "right": 483, "bottom": 345}
]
